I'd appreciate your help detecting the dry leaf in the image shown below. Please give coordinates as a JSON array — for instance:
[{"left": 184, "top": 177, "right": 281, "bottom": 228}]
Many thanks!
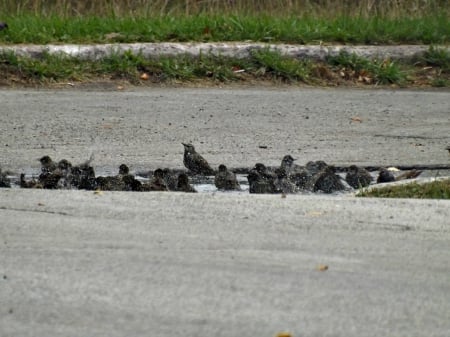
[
  {"left": 351, "top": 117, "right": 362, "bottom": 123},
  {"left": 37, "top": 202, "right": 45, "bottom": 206},
  {"left": 317, "top": 264, "right": 329, "bottom": 271},
  {"left": 93, "top": 190, "right": 103, "bottom": 195},
  {"left": 276, "top": 332, "right": 292, "bottom": 337},
  {"left": 306, "top": 211, "right": 323, "bottom": 217},
  {"left": 140, "top": 73, "right": 149, "bottom": 80},
  {"left": 116, "top": 85, "right": 124, "bottom": 91}
]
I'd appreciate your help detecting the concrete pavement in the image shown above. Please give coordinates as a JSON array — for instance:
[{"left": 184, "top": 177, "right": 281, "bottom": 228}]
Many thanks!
[{"left": 1, "top": 188, "right": 450, "bottom": 337}]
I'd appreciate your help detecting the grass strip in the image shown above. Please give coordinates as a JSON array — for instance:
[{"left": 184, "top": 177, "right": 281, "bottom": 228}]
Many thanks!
[
  {"left": 1, "top": 48, "right": 448, "bottom": 87},
  {"left": 0, "top": 14, "right": 449, "bottom": 45},
  {"left": 358, "top": 179, "right": 450, "bottom": 199}
]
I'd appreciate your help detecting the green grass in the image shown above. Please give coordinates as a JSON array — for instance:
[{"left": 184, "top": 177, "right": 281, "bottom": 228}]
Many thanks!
[
  {"left": 358, "top": 179, "right": 450, "bottom": 199},
  {"left": 327, "top": 51, "right": 406, "bottom": 85},
  {"left": 0, "top": 48, "right": 316, "bottom": 84},
  {"left": 0, "top": 14, "right": 449, "bottom": 45},
  {"left": 1, "top": 48, "right": 448, "bottom": 87}
]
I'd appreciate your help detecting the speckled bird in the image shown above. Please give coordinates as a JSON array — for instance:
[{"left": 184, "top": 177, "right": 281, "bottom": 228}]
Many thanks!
[
  {"left": 214, "top": 164, "right": 241, "bottom": 191},
  {"left": 345, "top": 165, "right": 373, "bottom": 189},
  {"left": 182, "top": 143, "right": 215, "bottom": 175}
]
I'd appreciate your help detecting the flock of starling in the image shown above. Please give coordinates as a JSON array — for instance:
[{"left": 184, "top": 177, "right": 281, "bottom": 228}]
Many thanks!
[{"left": 0, "top": 143, "right": 422, "bottom": 194}]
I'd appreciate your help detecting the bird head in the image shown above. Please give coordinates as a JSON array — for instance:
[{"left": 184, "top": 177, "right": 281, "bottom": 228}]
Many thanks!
[
  {"left": 182, "top": 143, "right": 195, "bottom": 152},
  {"left": 119, "top": 164, "right": 129, "bottom": 175},
  {"left": 281, "top": 155, "right": 295, "bottom": 167}
]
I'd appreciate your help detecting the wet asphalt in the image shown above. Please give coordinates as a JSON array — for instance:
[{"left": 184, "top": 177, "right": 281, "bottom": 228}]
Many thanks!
[{"left": 1, "top": 87, "right": 450, "bottom": 337}]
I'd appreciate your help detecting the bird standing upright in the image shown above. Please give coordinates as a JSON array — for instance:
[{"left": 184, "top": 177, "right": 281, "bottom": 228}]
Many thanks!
[{"left": 182, "top": 143, "right": 215, "bottom": 175}]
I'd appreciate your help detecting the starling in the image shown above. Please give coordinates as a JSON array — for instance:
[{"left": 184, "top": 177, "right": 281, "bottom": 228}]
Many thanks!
[
  {"left": 312, "top": 166, "right": 346, "bottom": 193},
  {"left": 214, "top": 164, "right": 241, "bottom": 191},
  {"left": 395, "top": 170, "right": 422, "bottom": 181},
  {"left": 0, "top": 22, "right": 7, "bottom": 31},
  {"left": 55, "top": 159, "right": 73, "bottom": 188},
  {"left": 305, "top": 160, "right": 328, "bottom": 176},
  {"left": 280, "top": 155, "right": 304, "bottom": 175},
  {"left": 274, "top": 167, "right": 298, "bottom": 194},
  {"left": 377, "top": 168, "right": 395, "bottom": 183},
  {"left": 95, "top": 164, "right": 138, "bottom": 191},
  {"left": 39, "top": 155, "right": 57, "bottom": 174},
  {"left": 118, "top": 164, "right": 129, "bottom": 175},
  {"left": 70, "top": 161, "right": 96, "bottom": 190},
  {"left": 117, "top": 164, "right": 142, "bottom": 191},
  {"left": 20, "top": 173, "right": 42, "bottom": 189},
  {"left": 0, "top": 168, "right": 11, "bottom": 188},
  {"left": 162, "top": 168, "right": 178, "bottom": 191},
  {"left": 182, "top": 143, "right": 215, "bottom": 175},
  {"left": 39, "top": 170, "right": 63, "bottom": 189},
  {"left": 176, "top": 173, "right": 197, "bottom": 193},
  {"left": 345, "top": 165, "right": 373, "bottom": 189},
  {"left": 142, "top": 169, "right": 168, "bottom": 191},
  {"left": 247, "top": 163, "right": 279, "bottom": 194}
]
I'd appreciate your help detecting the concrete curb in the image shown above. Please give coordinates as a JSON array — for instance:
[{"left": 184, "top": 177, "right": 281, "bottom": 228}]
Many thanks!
[{"left": 1, "top": 42, "right": 446, "bottom": 61}]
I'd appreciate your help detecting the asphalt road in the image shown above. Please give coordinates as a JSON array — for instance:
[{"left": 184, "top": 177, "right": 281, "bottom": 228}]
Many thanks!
[{"left": 1, "top": 87, "right": 450, "bottom": 337}]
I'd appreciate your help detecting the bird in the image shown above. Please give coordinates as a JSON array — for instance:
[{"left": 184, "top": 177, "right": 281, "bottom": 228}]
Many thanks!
[
  {"left": 377, "top": 168, "right": 396, "bottom": 183},
  {"left": 176, "top": 173, "right": 197, "bottom": 193},
  {"left": 0, "top": 168, "right": 11, "bottom": 188},
  {"left": 345, "top": 165, "right": 373, "bottom": 189},
  {"left": 214, "top": 164, "right": 241, "bottom": 191},
  {"left": 142, "top": 169, "right": 168, "bottom": 191},
  {"left": 0, "top": 22, "right": 7, "bottom": 31},
  {"left": 39, "top": 155, "right": 57, "bottom": 174},
  {"left": 280, "top": 155, "right": 312, "bottom": 189},
  {"left": 69, "top": 156, "right": 96, "bottom": 190},
  {"left": 162, "top": 168, "right": 178, "bottom": 191},
  {"left": 182, "top": 143, "right": 215, "bottom": 175},
  {"left": 37, "top": 156, "right": 62, "bottom": 189},
  {"left": 247, "top": 163, "right": 279, "bottom": 194},
  {"left": 117, "top": 164, "right": 142, "bottom": 191},
  {"left": 274, "top": 167, "right": 298, "bottom": 194},
  {"left": 20, "top": 173, "right": 42, "bottom": 189},
  {"left": 305, "top": 160, "right": 328, "bottom": 176},
  {"left": 395, "top": 169, "right": 422, "bottom": 181},
  {"left": 311, "top": 165, "right": 346, "bottom": 193},
  {"left": 280, "top": 155, "right": 304, "bottom": 175}
]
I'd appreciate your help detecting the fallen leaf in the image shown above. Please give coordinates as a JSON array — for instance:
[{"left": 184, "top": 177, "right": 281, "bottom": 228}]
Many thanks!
[
  {"left": 116, "top": 85, "right": 124, "bottom": 91},
  {"left": 276, "top": 332, "right": 292, "bottom": 337},
  {"left": 317, "top": 264, "right": 329, "bottom": 271},
  {"left": 140, "top": 73, "right": 149, "bottom": 80},
  {"left": 93, "top": 190, "right": 103, "bottom": 195},
  {"left": 306, "top": 211, "right": 323, "bottom": 217},
  {"left": 351, "top": 117, "right": 362, "bottom": 123},
  {"left": 37, "top": 202, "right": 45, "bottom": 206}
]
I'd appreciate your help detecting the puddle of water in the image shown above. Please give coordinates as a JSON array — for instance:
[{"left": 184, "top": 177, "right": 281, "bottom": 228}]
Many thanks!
[{"left": 5, "top": 168, "right": 450, "bottom": 193}]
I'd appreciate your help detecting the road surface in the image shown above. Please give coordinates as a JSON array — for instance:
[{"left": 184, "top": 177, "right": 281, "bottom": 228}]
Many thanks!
[{"left": 1, "top": 87, "right": 450, "bottom": 337}]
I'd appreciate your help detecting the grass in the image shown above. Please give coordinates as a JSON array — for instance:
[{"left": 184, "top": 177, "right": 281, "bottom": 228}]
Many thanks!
[
  {"left": 0, "top": 1, "right": 448, "bottom": 87},
  {"left": 0, "top": 14, "right": 448, "bottom": 45},
  {"left": 1, "top": 48, "right": 449, "bottom": 87},
  {"left": 358, "top": 179, "right": 450, "bottom": 199}
]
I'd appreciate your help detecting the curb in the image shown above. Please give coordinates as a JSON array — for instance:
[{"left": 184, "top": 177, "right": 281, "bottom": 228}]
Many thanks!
[{"left": 0, "top": 42, "right": 446, "bottom": 61}]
